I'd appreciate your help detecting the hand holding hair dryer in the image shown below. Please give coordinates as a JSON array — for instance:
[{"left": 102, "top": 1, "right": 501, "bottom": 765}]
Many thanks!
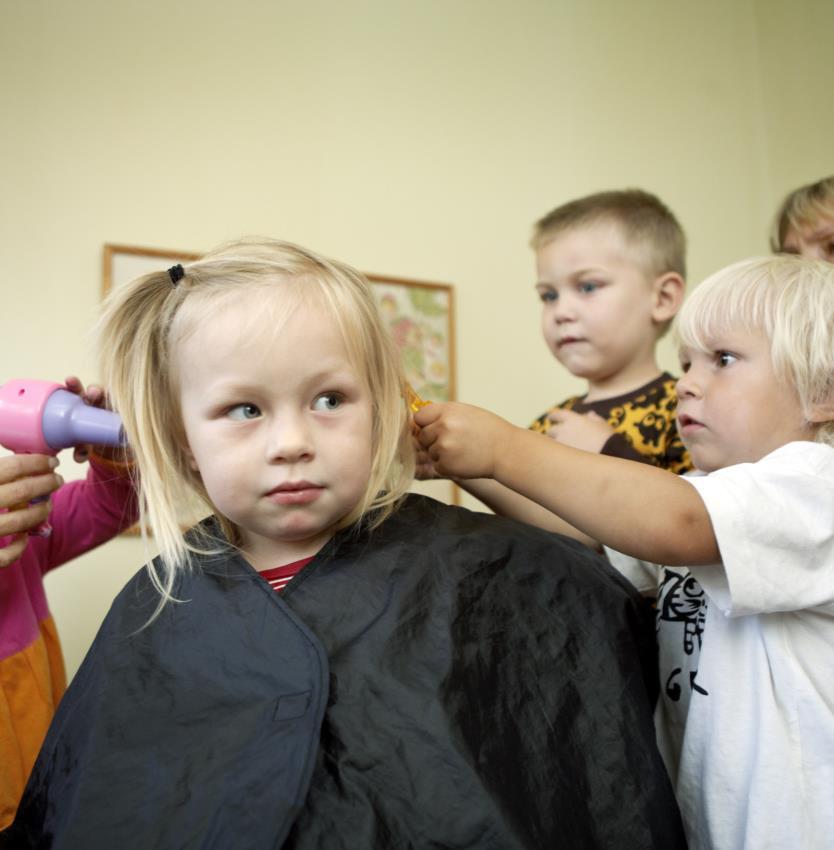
[{"left": 0, "top": 379, "right": 125, "bottom": 455}]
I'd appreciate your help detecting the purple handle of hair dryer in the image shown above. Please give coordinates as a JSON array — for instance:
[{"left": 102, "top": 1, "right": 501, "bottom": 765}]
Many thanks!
[{"left": 41, "top": 389, "right": 125, "bottom": 451}]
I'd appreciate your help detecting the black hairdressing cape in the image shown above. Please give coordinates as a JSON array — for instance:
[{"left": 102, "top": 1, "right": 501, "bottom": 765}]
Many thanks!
[{"left": 3, "top": 495, "right": 685, "bottom": 849}]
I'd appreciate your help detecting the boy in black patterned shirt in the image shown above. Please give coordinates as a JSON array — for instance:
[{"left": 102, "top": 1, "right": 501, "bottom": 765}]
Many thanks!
[
  {"left": 425, "top": 189, "right": 692, "bottom": 544},
  {"left": 528, "top": 189, "right": 691, "bottom": 474}
]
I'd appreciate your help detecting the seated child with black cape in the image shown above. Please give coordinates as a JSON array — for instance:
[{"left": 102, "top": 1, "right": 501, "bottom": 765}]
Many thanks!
[{"left": 2, "top": 239, "right": 685, "bottom": 849}]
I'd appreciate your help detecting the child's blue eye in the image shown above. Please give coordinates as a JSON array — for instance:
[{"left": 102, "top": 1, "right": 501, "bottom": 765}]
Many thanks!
[
  {"left": 538, "top": 289, "right": 558, "bottom": 303},
  {"left": 227, "top": 403, "right": 261, "bottom": 420},
  {"left": 716, "top": 352, "right": 737, "bottom": 368},
  {"left": 313, "top": 393, "right": 343, "bottom": 412},
  {"left": 578, "top": 281, "right": 599, "bottom": 294}
]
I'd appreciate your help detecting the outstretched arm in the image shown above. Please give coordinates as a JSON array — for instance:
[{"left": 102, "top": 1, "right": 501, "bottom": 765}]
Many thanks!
[
  {"left": 453, "top": 478, "right": 598, "bottom": 548},
  {"left": 415, "top": 401, "right": 719, "bottom": 566},
  {"left": 415, "top": 439, "right": 596, "bottom": 546}
]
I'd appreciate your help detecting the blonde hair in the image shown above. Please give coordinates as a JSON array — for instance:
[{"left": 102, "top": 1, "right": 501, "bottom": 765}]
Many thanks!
[
  {"left": 675, "top": 255, "right": 834, "bottom": 447},
  {"left": 771, "top": 176, "right": 834, "bottom": 252},
  {"left": 98, "top": 237, "right": 415, "bottom": 610},
  {"left": 531, "top": 188, "right": 687, "bottom": 280}
]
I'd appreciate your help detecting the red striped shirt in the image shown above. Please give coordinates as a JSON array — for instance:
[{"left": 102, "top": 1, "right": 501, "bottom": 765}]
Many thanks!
[{"left": 258, "top": 556, "right": 315, "bottom": 593}]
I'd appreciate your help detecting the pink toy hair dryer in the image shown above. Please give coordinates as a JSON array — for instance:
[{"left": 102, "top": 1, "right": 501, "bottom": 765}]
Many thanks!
[{"left": 0, "top": 379, "right": 126, "bottom": 455}]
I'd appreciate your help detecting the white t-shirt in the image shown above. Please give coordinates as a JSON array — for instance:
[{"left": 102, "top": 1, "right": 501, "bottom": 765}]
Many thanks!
[{"left": 614, "top": 442, "right": 834, "bottom": 850}]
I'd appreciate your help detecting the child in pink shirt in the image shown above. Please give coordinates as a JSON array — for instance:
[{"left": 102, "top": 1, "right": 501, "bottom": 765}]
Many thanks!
[{"left": 0, "top": 379, "right": 137, "bottom": 828}]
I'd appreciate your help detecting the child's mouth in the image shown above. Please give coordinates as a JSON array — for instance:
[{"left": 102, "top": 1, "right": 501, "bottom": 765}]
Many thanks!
[
  {"left": 267, "top": 482, "right": 324, "bottom": 505},
  {"left": 678, "top": 414, "right": 704, "bottom": 433}
]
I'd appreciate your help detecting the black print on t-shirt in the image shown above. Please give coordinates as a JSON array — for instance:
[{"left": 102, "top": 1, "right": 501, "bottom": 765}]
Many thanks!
[{"left": 658, "top": 570, "right": 709, "bottom": 701}]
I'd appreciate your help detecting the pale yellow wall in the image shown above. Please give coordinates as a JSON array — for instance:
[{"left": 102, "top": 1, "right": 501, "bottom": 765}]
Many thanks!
[
  {"left": 0, "top": 0, "right": 830, "bottom": 679},
  {"left": 752, "top": 0, "right": 834, "bottom": 215}
]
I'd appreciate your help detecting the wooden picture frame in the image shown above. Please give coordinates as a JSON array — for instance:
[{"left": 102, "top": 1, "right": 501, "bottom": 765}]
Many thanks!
[
  {"left": 102, "top": 244, "right": 458, "bottom": 506},
  {"left": 102, "top": 243, "right": 201, "bottom": 298}
]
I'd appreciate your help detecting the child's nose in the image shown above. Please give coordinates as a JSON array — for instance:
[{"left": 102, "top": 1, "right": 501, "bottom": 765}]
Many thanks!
[
  {"left": 676, "top": 370, "right": 702, "bottom": 398},
  {"left": 553, "top": 295, "right": 576, "bottom": 322},
  {"left": 266, "top": 414, "right": 314, "bottom": 463}
]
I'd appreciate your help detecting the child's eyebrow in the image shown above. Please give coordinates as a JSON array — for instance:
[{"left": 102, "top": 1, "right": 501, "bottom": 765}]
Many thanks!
[
  {"left": 570, "top": 266, "right": 608, "bottom": 278},
  {"left": 303, "top": 365, "right": 361, "bottom": 385},
  {"left": 200, "top": 379, "right": 262, "bottom": 399}
]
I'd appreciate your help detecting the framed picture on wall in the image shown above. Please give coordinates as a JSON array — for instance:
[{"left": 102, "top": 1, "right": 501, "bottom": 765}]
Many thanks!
[
  {"left": 102, "top": 244, "right": 458, "bottom": 506},
  {"left": 364, "top": 272, "right": 457, "bottom": 505},
  {"left": 102, "top": 243, "right": 201, "bottom": 298}
]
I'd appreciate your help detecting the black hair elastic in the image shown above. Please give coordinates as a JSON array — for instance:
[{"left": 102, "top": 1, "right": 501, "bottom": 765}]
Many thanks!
[{"left": 168, "top": 264, "right": 185, "bottom": 286}]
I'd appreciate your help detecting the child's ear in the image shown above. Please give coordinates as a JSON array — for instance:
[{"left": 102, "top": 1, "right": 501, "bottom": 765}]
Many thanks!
[{"left": 651, "top": 272, "right": 685, "bottom": 324}]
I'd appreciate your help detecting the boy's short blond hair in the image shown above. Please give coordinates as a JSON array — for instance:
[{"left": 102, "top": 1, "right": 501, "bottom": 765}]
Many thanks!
[
  {"left": 770, "top": 176, "right": 834, "bottom": 252},
  {"left": 676, "top": 255, "right": 834, "bottom": 447},
  {"left": 531, "top": 188, "right": 686, "bottom": 280}
]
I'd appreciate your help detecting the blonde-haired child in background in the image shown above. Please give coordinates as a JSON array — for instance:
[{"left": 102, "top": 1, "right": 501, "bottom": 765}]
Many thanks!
[
  {"left": 771, "top": 174, "right": 834, "bottom": 262},
  {"left": 417, "top": 255, "right": 834, "bottom": 850},
  {"left": 5, "top": 238, "right": 686, "bottom": 849}
]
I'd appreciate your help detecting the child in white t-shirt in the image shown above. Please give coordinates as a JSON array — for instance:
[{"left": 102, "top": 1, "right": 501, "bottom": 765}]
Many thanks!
[{"left": 416, "top": 255, "right": 834, "bottom": 850}]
